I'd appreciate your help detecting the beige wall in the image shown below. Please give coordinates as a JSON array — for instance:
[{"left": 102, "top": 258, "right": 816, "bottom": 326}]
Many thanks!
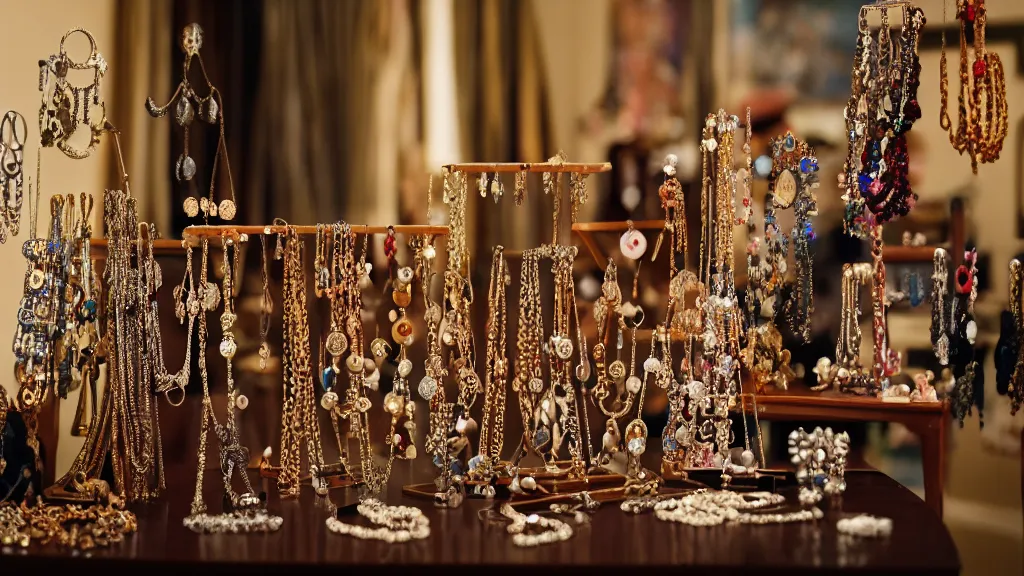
[{"left": 0, "top": 0, "right": 115, "bottom": 473}]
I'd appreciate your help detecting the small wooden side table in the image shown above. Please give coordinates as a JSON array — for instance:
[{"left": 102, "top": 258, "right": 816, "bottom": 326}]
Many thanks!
[{"left": 754, "top": 389, "right": 949, "bottom": 518}]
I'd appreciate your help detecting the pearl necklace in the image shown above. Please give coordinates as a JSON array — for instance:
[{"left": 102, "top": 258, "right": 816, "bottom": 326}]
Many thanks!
[
  {"left": 622, "top": 489, "right": 820, "bottom": 527},
  {"left": 837, "top": 514, "right": 892, "bottom": 538},
  {"left": 325, "top": 498, "right": 430, "bottom": 542},
  {"left": 500, "top": 503, "right": 574, "bottom": 547},
  {"left": 183, "top": 510, "right": 284, "bottom": 534}
]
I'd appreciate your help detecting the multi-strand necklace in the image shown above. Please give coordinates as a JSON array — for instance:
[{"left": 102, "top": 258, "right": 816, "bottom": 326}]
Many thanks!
[
  {"left": 939, "top": 0, "right": 1008, "bottom": 172},
  {"left": 841, "top": 2, "right": 926, "bottom": 232}
]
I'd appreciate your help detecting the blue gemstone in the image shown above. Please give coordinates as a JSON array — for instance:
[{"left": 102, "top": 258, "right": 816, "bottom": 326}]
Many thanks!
[
  {"left": 909, "top": 275, "right": 923, "bottom": 307},
  {"left": 784, "top": 135, "right": 796, "bottom": 151},
  {"left": 813, "top": 473, "right": 827, "bottom": 487},
  {"left": 534, "top": 427, "right": 550, "bottom": 446},
  {"left": 321, "top": 366, "right": 336, "bottom": 391},
  {"left": 662, "top": 435, "right": 678, "bottom": 452},
  {"left": 468, "top": 454, "right": 483, "bottom": 471},
  {"left": 858, "top": 174, "right": 872, "bottom": 193},
  {"left": 800, "top": 157, "right": 818, "bottom": 173},
  {"left": 84, "top": 300, "right": 96, "bottom": 312}
]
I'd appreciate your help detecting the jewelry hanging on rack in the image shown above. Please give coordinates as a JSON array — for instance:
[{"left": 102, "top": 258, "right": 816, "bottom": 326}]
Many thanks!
[
  {"left": 950, "top": 249, "right": 982, "bottom": 427},
  {"left": 258, "top": 232, "right": 272, "bottom": 370},
  {"left": 0, "top": 111, "right": 27, "bottom": 243},
  {"left": 939, "top": 0, "right": 1007, "bottom": 173},
  {"left": 385, "top": 226, "right": 418, "bottom": 461},
  {"left": 931, "top": 248, "right": 950, "bottom": 365},
  {"left": 275, "top": 225, "right": 325, "bottom": 496},
  {"left": 145, "top": 23, "right": 237, "bottom": 220},
  {"left": 997, "top": 258, "right": 1022, "bottom": 412},
  {"left": 470, "top": 246, "right": 510, "bottom": 481},
  {"left": 38, "top": 29, "right": 107, "bottom": 159},
  {"left": 841, "top": 2, "right": 926, "bottom": 233},
  {"left": 184, "top": 235, "right": 282, "bottom": 533}
]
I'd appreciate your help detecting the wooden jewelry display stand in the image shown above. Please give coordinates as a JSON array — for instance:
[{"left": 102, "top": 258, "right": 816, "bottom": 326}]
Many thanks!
[{"left": 402, "top": 160, "right": 633, "bottom": 505}]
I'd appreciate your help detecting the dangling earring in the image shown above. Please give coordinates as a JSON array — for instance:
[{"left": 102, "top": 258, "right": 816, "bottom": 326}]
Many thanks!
[
  {"left": 259, "top": 232, "right": 272, "bottom": 371},
  {"left": 514, "top": 168, "right": 527, "bottom": 206},
  {"left": 0, "top": 111, "right": 27, "bottom": 243},
  {"left": 146, "top": 23, "right": 237, "bottom": 220},
  {"left": 38, "top": 29, "right": 107, "bottom": 160}
]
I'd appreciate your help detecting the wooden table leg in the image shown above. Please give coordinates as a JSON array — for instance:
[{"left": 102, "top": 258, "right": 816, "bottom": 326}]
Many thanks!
[{"left": 915, "top": 415, "right": 945, "bottom": 518}]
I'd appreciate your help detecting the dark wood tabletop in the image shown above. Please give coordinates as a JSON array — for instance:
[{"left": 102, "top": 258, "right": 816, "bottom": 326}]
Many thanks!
[{"left": 1, "top": 461, "right": 959, "bottom": 575}]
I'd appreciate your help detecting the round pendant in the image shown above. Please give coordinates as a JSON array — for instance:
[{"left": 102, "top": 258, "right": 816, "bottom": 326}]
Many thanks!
[
  {"left": 219, "top": 338, "right": 237, "bottom": 359},
  {"left": 346, "top": 354, "right": 364, "bottom": 373},
  {"left": 325, "top": 331, "right": 348, "bottom": 357},
  {"left": 551, "top": 336, "right": 574, "bottom": 360},
  {"left": 176, "top": 154, "right": 197, "bottom": 182},
  {"left": 183, "top": 196, "right": 199, "bottom": 218},
  {"left": 528, "top": 378, "right": 544, "bottom": 394},
  {"left": 218, "top": 199, "right": 236, "bottom": 221},
  {"left": 643, "top": 357, "right": 662, "bottom": 373},
  {"left": 607, "top": 360, "right": 626, "bottom": 382},
  {"left": 384, "top": 392, "right": 403, "bottom": 416},
  {"left": 625, "top": 375, "right": 642, "bottom": 394},
  {"left": 772, "top": 169, "right": 797, "bottom": 209},
  {"left": 619, "top": 229, "right": 648, "bottom": 260},
  {"left": 235, "top": 394, "right": 249, "bottom": 410},
  {"left": 355, "top": 396, "right": 372, "bottom": 413},
  {"left": 424, "top": 304, "right": 442, "bottom": 325},
  {"left": 418, "top": 375, "right": 438, "bottom": 400},
  {"left": 321, "top": 390, "right": 339, "bottom": 411},
  {"left": 392, "top": 318, "right": 414, "bottom": 346},
  {"left": 370, "top": 337, "right": 390, "bottom": 358},
  {"left": 397, "top": 266, "right": 414, "bottom": 286},
  {"left": 28, "top": 268, "right": 44, "bottom": 290},
  {"left": 392, "top": 286, "right": 413, "bottom": 308},
  {"left": 398, "top": 358, "right": 413, "bottom": 378}
]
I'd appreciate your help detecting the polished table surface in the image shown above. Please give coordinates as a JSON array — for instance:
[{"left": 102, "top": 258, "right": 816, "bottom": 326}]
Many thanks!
[{"left": 2, "top": 462, "right": 959, "bottom": 575}]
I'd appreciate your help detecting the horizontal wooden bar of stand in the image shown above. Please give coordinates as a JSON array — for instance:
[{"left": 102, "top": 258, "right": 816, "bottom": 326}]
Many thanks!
[
  {"left": 443, "top": 162, "right": 612, "bottom": 174},
  {"left": 181, "top": 224, "right": 450, "bottom": 246},
  {"left": 90, "top": 238, "right": 187, "bottom": 256},
  {"left": 881, "top": 245, "right": 938, "bottom": 264},
  {"left": 571, "top": 220, "right": 665, "bottom": 233}
]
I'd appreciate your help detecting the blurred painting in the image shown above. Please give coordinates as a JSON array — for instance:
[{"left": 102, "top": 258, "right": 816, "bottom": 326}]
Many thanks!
[{"left": 732, "top": 0, "right": 862, "bottom": 102}]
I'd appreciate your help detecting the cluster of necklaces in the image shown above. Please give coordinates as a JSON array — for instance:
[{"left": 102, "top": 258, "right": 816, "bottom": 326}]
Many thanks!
[{"left": 3, "top": 0, "right": 1016, "bottom": 550}]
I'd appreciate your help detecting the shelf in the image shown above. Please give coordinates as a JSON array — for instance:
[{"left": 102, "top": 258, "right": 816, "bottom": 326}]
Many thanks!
[
  {"left": 571, "top": 220, "right": 665, "bottom": 265},
  {"left": 443, "top": 161, "right": 611, "bottom": 174}
]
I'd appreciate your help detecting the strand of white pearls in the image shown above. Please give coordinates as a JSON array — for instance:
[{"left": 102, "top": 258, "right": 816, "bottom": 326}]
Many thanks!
[
  {"left": 325, "top": 498, "right": 430, "bottom": 542},
  {"left": 623, "top": 489, "right": 820, "bottom": 527},
  {"left": 183, "top": 510, "right": 284, "bottom": 534},
  {"left": 500, "top": 503, "right": 573, "bottom": 547},
  {"left": 837, "top": 514, "right": 892, "bottom": 538}
]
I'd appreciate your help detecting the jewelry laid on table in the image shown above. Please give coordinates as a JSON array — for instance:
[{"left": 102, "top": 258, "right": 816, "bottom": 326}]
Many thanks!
[
  {"left": 837, "top": 514, "right": 893, "bottom": 538},
  {"left": 145, "top": 23, "right": 236, "bottom": 220},
  {"left": 326, "top": 498, "right": 429, "bottom": 542},
  {"left": 939, "top": 0, "right": 1007, "bottom": 173},
  {"left": 38, "top": 28, "right": 107, "bottom": 159},
  {"left": 789, "top": 427, "right": 850, "bottom": 505},
  {"left": 0, "top": 110, "right": 27, "bottom": 243},
  {"left": 623, "top": 489, "right": 821, "bottom": 527},
  {"left": 841, "top": 1, "right": 926, "bottom": 232},
  {"left": 499, "top": 502, "right": 575, "bottom": 547},
  {"left": 998, "top": 259, "right": 1023, "bottom": 413},
  {"left": 0, "top": 498, "right": 137, "bottom": 550}
]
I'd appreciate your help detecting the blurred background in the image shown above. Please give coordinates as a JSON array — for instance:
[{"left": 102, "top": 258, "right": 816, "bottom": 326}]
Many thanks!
[{"left": 0, "top": 0, "right": 1021, "bottom": 573}]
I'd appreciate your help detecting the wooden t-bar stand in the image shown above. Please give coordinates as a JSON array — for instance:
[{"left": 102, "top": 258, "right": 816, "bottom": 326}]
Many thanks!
[
  {"left": 181, "top": 224, "right": 449, "bottom": 246},
  {"left": 443, "top": 161, "right": 611, "bottom": 174}
]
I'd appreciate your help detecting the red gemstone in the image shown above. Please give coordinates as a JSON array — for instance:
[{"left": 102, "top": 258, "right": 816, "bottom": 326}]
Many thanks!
[
  {"left": 743, "top": 197, "right": 751, "bottom": 206},
  {"left": 966, "top": 5, "right": 975, "bottom": 21},
  {"left": 973, "top": 59, "right": 987, "bottom": 78}
]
